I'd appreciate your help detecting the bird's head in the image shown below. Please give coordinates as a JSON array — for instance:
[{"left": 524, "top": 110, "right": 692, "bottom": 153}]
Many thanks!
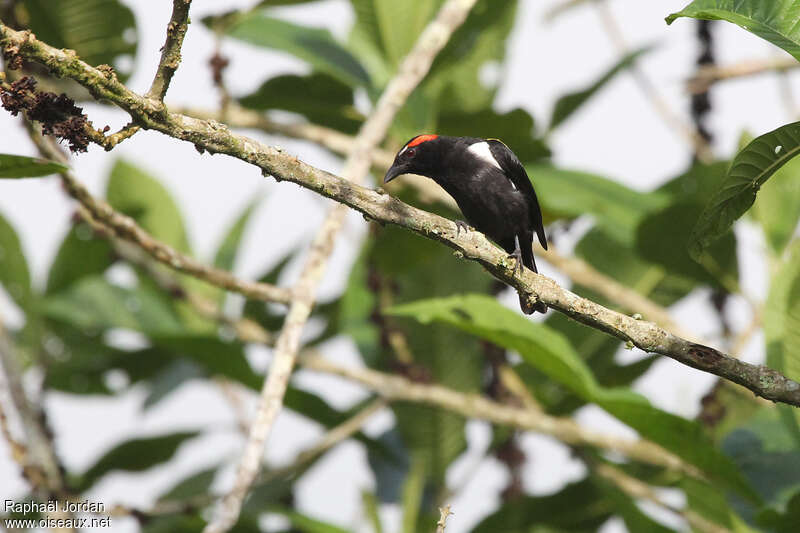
[{"left": 383, "top": 134, "right": 443, "bottom": 183}]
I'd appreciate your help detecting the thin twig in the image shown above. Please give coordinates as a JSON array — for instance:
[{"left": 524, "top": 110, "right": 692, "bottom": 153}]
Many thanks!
[
  {"left": 147, "top": 0, "right": 193, "bottom": 101},
  {"left": 3, "top": 23, "right": 800, "bottom": 406},
  {"left": 204, "top": 2, "right": 480, "bottom": 531},
  {"left": 688, "top": 56, "right": 799, "bottom": 94},
  {"left": 436, "top": 504, "right": 454, "bottom": 533}
]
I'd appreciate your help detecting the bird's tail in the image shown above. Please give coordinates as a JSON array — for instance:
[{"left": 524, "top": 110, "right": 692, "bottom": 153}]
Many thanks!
[{"left": 519, "top": 235, "right": 547, "bottom": 314}]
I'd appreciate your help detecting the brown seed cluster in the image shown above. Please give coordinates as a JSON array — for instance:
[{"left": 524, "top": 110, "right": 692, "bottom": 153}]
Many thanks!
[{"left": 0, "top": 76, "right": 91, "bottom": 152}]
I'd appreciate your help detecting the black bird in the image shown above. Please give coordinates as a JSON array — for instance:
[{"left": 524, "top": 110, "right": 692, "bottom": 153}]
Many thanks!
[{"left": 384, "top": 134, "right": 548, "bottom": 314}]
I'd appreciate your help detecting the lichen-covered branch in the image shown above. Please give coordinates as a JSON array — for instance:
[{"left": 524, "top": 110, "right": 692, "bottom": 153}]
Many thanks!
[
  {"left": 2, "top": 22, "right": 799, "bottom": 407},
  {"left": 147, "top": 0, "right": 193, "bottom": 101}
]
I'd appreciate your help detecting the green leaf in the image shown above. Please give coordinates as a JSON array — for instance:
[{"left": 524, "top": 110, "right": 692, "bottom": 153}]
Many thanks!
[
  {"left": 529, "top": 165, "right": 669, "bottom": 244},
  {"left": 426, "top": 0, "right": 519, "bottom": 113},
  {"left": 550, "top": 46, "right": 652, "bottom": 131},
  {"left": 239, "top": 73, "right": 362, "bottom": 134},
  {"left": 0, "top": 211, "right": 34, "bottom": 313},
  {"left": 213, "top": 198, "right": 259, "bottom": 272},
  {"left": 688, "top": 121, "right": 800, "bottom": 260},
  {"left": 473, "top": 479, "right": 613, "bottom": 532},
  {"left": 639, "top": 203, "right": 739, "bottom": 288},
  {"left": 575, "top": 228, "right": 695, "bottom": 308},
  {"left": 348, "top": 0, "right": 442, "bottom": 82},
  {"left": 43, "top": 276, "right": 184, "bottom": 335},
  {"left": 106, "top": 160, "right": 191, "bottom": 253},
  {"left": 158, "top": 466, "right": 217, "bottom": 502},
  {"left": 76, "top": 431, "right": 199, "bottom": 490},
  {"left": 666, "top": 1, "right": 800, "bottom": 62},
  {"left": 21, "top": 0, "right": 138, "bottom": 80},
  {"left": 46, "top": 221, "right": 114, "bottom": 295},
  {"left": 225, "top": 13, "right": 370, "bottom": 88},
  {"left": 0, "top": 153, "right": 67, "bottom": 178},
  {"left": 389, "top": 294, "right": 757, "bottom": 500}
]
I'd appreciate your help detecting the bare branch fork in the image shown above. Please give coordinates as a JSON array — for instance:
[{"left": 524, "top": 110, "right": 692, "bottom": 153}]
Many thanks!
[{"left": 2, "top": 18, "right": 800, "bottom": 407}]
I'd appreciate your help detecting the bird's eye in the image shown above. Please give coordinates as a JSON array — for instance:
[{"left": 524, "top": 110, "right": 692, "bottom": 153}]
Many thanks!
[{"left": 406, "top": 148, "right": 416, "bottom": 157}]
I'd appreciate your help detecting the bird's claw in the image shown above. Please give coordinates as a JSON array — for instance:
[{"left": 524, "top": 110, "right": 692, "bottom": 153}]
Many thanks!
[
  {"left": 454, "top": 220, "right": 470, "bottom": 238},
  {"left": 509, "top": 247, "right": 523, "bottom": 276}
]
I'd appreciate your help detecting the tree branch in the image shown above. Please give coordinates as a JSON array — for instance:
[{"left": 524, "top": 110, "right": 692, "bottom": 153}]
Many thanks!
[
  {"left": 147, "top": 0, "right": 193, "bottom": 101},
  {"left": 2, "top": 22, "right": 799, "bottom": 407}
]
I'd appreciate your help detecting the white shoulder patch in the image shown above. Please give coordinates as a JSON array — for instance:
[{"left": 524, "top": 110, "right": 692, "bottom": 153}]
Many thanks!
[{"left": 468, "top": 141, "right": 502, "bottom": 171}]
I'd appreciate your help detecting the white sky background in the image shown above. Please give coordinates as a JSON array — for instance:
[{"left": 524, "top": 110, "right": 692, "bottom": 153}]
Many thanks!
[{"left": 0, "top": 0, "right": 795, "bottom": 531}]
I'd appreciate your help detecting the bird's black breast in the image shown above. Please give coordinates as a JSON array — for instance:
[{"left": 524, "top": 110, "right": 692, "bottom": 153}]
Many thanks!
[{"left": 438, "top": 162, "right": 529, "bottom": 249}]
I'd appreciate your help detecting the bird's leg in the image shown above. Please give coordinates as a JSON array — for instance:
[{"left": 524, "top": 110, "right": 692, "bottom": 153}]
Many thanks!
[
  {"left": 454, "top": 219, "right": 470, "bottom": 238},
  {"left": 509, "top": 235, "right": 524, "bottom": 276}
]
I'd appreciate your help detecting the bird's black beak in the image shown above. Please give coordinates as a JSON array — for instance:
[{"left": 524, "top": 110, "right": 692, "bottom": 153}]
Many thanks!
[{"left": 383, "top": 164, "right": 405, "bottom": 184}]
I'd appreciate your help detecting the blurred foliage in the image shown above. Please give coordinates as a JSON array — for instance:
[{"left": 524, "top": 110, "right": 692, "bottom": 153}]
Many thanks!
[{"left": 2, "top": 0, "right": 800, "bottom": 532}]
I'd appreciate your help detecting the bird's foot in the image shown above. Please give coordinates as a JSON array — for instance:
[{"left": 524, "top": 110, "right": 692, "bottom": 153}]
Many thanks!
[
  {"left": 509, "top": 246, "right": 524, "bottom": 276},
  {"left": 454, "top": 219, "right": 471, "bottom": 238}
]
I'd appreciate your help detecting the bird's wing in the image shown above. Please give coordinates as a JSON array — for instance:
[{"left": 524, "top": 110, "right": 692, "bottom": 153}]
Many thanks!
[{"left": 487, "top": 139, "right": 548, "bottom": 250}]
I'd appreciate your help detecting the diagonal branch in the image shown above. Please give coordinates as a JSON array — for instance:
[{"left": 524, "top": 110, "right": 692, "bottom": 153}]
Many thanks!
[
  {"left": 147, "top": 0, "right": 193, "bottom": 101},
  {"left": 2, "top": 22, "right": 799, "bottom": 407},
  {"left": 204, "top": 1, "right": 480, "bottom": 531}
]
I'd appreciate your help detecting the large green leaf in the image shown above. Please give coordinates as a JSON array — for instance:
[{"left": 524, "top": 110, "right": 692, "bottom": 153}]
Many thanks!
[
  {"left": 529, "top": 165, "right": 669, "bottom": 244},
  {"left": 666, "top": 1, "right": 800, "bottom": 61},
  {"left": 74, "top": 431, "right": 199, "bottom": 490},
  {"left": 348, "top": 0, "right": 442, "bottom": 85},
  {"left": 106, "top": 160, "right": 191, "bottom": 253},
  {"left": 426, "top": 0, "right": 518, "bottom": 112},
  {"left": 575, "top": 228, "right": 695, "bottom": 309},
  {"left": 0, "top": 211, "right": 33, "bottom": 313},
  {"left": 687, "top": 121, "right": 800, "bottom": 260},
  {"left": 549, "top": 46, "right": 652, "bottom": 131},
  {"left": 225, "top": 13, "right": 370, "bottom": 88},
  {"left": 21, "top": 0, "right": 138, "bottom": 80},
  {"left": 389, "top": 294, "right": 756, "bottom": 499},
  {"left": 238, "top": 73, "right": 362, "bottom": 134},
  {"left": 370, "top": 226, "right": 490, "bottom": 484},
  {"left": 46, "top": 221, "right": 114, "bottom": 295},
  {"left": 43, "top": 276, "right": 184, "bottom": 335},
  {"left": 638, "top": 202, "right": 739, "bottom": 288},
  {"left": 0, "top": 153, "right": 67, "bottom": 178}
]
